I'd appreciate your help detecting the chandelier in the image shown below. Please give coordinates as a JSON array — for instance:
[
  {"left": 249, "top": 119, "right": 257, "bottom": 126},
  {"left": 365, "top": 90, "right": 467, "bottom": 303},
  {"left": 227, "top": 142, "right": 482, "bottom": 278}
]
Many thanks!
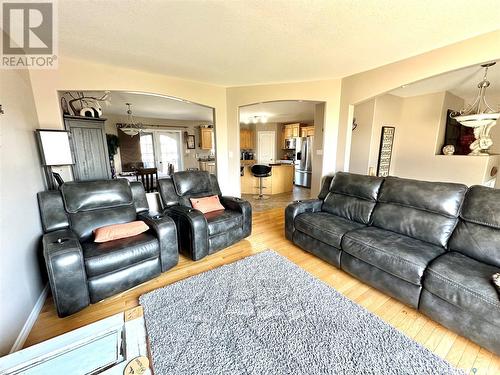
[
  {"left": 451, "top": 62, "right": 499, "bottom": 155},
  {"left": 120, "top": 103, "right": 143, "bottom": 136},
  {"left": 243, "top": 115, "right": 268, "bottom": 125}
]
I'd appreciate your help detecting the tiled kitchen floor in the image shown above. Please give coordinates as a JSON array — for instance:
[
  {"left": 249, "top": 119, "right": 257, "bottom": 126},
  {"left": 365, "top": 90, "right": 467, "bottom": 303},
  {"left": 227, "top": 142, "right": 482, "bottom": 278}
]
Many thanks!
[{"left": 242, "top": 186, "right": 312, "bottom": 212}]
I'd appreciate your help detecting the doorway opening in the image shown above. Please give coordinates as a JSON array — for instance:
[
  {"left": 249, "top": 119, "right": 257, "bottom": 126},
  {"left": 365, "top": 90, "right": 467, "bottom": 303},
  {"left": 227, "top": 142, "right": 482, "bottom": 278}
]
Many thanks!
[
  {"left": 238, "top": 100, "right": 325, "bottom": 211},
  {"left": 57, "top": 90, "right": 217, "bottom": 187}
]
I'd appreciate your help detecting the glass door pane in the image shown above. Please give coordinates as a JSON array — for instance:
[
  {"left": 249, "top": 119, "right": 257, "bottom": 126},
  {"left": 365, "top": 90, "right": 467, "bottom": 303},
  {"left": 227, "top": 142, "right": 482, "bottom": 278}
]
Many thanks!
[
  {"left": 139, "top": 133, "right": 155, "bottom": 168},
  {"left": 154, "top": 131, "right": 183, "bottom": 175}
]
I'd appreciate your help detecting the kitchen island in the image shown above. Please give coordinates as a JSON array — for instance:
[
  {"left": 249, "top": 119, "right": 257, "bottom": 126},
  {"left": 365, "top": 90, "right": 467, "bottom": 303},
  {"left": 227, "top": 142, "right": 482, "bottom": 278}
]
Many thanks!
[{"left": 240, "top": 163, "right": 294, "bottom": 195}]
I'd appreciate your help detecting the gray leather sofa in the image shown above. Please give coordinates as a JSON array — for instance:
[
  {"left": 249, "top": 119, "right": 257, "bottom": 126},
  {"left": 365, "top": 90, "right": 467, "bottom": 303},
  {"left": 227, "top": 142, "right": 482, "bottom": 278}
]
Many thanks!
[
  {"left": 157, "top": 171, "right": 252, "bottom": 261},
  {"left": 286, "top": 172, "right": 500, "bottom": 354},
  {"left": 38, "top": 179, "right": 179, "bottom": 317}
]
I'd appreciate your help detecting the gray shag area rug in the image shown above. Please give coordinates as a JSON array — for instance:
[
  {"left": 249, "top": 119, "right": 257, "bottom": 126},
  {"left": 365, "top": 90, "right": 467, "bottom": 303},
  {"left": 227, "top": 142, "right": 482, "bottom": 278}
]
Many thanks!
[{"left": 140, "top": 251, "right": 463, "bottom": 374}]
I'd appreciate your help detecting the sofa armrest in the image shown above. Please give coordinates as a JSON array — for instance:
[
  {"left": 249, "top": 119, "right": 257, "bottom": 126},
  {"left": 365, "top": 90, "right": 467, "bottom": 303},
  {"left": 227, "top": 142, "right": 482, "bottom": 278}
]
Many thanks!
[
  {"left": 220, "top": 196, "right": 252, "bottom": 237},
  {"left": 138, "top": 212, "right": 179, "bottom": 272},
  {"left": 42, "top": 229, "right": 90, "bottom": 317},
  {"left": 166, "top": 205, "right": 209, "bottom": 261},
  {"left": 285, "top": 199, "right": 323, "bottom": 241}
]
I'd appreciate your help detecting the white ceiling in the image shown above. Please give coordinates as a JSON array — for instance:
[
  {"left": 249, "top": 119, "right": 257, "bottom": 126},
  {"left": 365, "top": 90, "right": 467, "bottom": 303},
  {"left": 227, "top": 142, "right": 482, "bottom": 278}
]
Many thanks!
[
  {"left": 390, "top": 60, "right": 500, "bottom": 107},
  {"left": 58, "top": 1, "right": 500, "bottom": 86},
  {"left": 73, "top": 91, "right": 214, "bottom": 121},
  {"left": 239, "top": 100, "right": 319, "bottom": 124}
]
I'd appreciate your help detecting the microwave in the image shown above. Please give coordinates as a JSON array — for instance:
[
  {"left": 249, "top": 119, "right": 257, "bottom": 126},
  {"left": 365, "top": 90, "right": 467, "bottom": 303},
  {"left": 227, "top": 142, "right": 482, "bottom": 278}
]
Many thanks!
[{"left": 284, "top": 138, "right": 296, "bottom": 149}]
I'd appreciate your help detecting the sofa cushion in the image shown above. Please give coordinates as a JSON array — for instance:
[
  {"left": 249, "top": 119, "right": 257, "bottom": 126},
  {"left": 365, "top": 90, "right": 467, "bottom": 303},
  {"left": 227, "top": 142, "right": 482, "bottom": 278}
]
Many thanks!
[
  {"left": 372, "top": 176, "right": 467, "bottom": 247},
  {"left": 295, "top": 212, "right": 365, "bottom": 249},
  {"left": 94, "top": 221, "right": 149, "bottom": 243},
  {"left": 191, "top": 195, "right": 225, "bottom": 214},
  {"left": 205, "top": 209, "right": 242, "bottom": 236},
  {"left": 449, "top": 185, "right": 500, "bottom": 267},
  {"left": 342, "top": 227, "right": 445, "bottom": 286},
  {"left": 423, "top": 252, "right": 500, "bottom": 327},
  {"left": 83, "top": 232, "right": 160, "bottom": 277},
  {"left": 322, "top": 172, "right": 383, "bottom": 224}
]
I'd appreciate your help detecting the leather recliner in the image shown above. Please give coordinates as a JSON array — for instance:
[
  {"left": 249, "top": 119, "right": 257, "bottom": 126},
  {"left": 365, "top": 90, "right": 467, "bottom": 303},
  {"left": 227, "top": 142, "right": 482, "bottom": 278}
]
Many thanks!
[
  {"left": 286, "top": 172, "right": 500, "bottom": 355},
  {"left": 157, "top": 171, "right": 252, "bottom": 261},
  {"left": 38, "top": 179, "right": 179, "bottom": 317}
]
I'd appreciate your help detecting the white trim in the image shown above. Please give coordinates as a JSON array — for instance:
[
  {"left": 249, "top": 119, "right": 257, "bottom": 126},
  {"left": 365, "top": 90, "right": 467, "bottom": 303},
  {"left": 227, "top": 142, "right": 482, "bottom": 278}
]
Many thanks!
[{"left": 9, "top": 284, "right": 49, "bottom": 354}]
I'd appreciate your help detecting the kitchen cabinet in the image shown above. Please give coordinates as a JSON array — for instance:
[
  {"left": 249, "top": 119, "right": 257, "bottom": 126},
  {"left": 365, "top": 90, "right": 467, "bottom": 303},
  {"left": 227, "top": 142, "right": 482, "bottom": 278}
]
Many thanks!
[
  {"left": 282, "top": 123, "right": 302, "bottom": 147},
  {"left": 240, "top": 129, "right": 254, "bottom": 149},
  {"left": 283, "top": 123, "right": 300, "bottom": 139},
  {"left": 283, "top": 126, "right": 293, "bottom": 139},
  {"left": 301, "top": 126, "right": 315, "bottom": 137},
  {"left": 200, "top": 128, "right": 213, "bottom": 150},
  {"left": 240, "top": 164, "right": 294, "bottom": 195}
]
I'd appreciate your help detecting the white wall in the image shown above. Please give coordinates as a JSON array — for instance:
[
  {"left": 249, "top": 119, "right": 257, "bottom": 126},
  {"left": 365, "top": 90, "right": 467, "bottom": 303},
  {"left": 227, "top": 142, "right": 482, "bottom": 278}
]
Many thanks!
[
  {"left": 311, "top": 103, "right": 325, "bottom": 194},
  {"left": 0, "top": 69, "right": 46, "bottom": 355},
  {"left": 338, "top": 30, "right": 500, "bottom": 172},
  {"left": 349, "top": 91, "right": 497, "bottom": 186},
  {"left": 349, "top": 99, "right": 375, "bottom": 174}
]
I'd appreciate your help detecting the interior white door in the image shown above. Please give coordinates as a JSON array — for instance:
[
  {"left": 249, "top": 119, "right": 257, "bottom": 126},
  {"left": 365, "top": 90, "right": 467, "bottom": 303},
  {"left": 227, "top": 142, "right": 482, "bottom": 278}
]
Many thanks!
[
  {"left": 257, "top": 131, "right": 276, "bottom": 164},
  {"left": 154, "top": 131, "right": 183, "bottom": 174}
]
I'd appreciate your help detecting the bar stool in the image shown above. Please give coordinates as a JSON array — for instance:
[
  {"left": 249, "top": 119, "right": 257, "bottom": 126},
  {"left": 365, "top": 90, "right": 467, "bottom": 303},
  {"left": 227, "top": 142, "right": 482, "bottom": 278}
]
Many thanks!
[{"left": 251, "top": 164, "right": 272, "bottom": 200}]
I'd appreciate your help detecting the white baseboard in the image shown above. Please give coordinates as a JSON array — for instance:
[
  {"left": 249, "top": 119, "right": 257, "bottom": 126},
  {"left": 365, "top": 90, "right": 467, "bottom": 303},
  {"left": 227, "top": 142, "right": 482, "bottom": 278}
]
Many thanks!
[{"left": 9, "top": 284, "right": 49, "bottom": 354}]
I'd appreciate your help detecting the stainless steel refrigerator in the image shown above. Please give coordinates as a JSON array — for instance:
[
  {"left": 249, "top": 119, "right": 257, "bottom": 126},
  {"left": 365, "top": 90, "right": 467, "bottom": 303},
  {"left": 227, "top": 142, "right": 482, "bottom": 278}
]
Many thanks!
[{"left": 294, "top": 136, "right": 313, "bottom": 188}]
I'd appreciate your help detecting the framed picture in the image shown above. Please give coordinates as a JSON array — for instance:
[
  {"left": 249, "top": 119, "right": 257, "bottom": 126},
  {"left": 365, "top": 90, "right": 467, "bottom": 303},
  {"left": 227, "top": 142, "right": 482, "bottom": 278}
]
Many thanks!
[
  {"left": 376, "top": 126, "right": 395, "bottom": 177},
  {"left": 186, "top": 134, "right": 195, "bottom": 149}
]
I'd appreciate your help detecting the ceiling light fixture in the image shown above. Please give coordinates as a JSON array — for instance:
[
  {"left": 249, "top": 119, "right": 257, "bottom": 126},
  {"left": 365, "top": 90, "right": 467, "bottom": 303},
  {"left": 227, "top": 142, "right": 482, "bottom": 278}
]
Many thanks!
[
  {"left": 451, "top": 62, "right": 499, "bottom": 155},
  {"left": 119, "top": 103, "right": 143, "bottom": 136},
  {"left": 244, "top": 115, "right": 268, "bottom": 124}
]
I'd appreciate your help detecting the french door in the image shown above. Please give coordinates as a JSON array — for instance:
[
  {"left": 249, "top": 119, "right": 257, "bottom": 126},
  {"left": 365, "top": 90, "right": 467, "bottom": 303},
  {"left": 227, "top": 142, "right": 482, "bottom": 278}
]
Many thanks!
[{"left": 140, "top": 131, "right": 183, "bottom": 175}]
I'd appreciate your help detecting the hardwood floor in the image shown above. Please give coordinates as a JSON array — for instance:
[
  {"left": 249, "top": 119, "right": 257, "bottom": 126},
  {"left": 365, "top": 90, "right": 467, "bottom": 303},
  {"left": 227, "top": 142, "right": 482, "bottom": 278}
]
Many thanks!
[
  {"left": 25, "top": 208, "right": 500, "bottom": 374},
  {"left": 242, "top": 185, "right": 311, "bottom": 212}
]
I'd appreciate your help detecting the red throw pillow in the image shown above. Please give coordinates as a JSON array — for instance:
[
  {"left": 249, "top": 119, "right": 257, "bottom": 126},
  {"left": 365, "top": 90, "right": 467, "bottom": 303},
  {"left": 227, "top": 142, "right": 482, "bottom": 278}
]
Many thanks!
[
  {"left": 94, "top": 221, "right": 149, "bottom": 243},
  {"left": 190, "top": 195, "right": 225, "bottom": 214}
]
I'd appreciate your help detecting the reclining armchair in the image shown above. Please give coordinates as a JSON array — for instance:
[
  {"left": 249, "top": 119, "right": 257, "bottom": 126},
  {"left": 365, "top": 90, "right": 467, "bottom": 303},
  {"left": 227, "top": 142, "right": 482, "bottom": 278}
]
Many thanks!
[
  {"left": 38, "top": 179, "right": 178, "bottom": 317},
  {"left": 157, "top": 171, "right": 252, "bottom": 261}
]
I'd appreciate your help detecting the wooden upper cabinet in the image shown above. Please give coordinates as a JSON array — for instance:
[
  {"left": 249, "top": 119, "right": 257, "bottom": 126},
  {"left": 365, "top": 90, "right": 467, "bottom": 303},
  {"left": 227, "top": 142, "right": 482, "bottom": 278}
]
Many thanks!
[
  {"left": 200, "top": 128, "right": 213, "bottom": 150},
  {"left": 283, "top": 126, "right": 293, "bottom": 139},
  {"left": 283, "top": 123, "right": 302, "bottom": 139},
  {"left": 301, "top": 126, "right": 315, "bottom": 137},
  {"left": 240, "top": 129, "right": 254, "bottom": 149}
]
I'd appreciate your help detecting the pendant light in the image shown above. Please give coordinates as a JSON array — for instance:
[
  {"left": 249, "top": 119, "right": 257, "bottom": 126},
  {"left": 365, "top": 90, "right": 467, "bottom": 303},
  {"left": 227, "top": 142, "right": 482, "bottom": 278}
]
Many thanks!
[
  {"left": 451, "top": 62, "right": 499, "bottom": 128},
  {"left": 120, "top": 103, "right": 143, "bottom": 136},
  {"left": 451, "top": 62, "right": 499, "bottom": 155}
]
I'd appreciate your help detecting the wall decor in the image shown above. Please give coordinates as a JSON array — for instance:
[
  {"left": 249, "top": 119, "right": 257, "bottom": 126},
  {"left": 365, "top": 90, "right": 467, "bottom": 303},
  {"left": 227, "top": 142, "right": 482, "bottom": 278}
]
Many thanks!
[
  {"left": 376, "top": 126, "right": 395, "bottom": 177},
  {"left": 186, "top": 134, "right": 195, "bottom": 149}
]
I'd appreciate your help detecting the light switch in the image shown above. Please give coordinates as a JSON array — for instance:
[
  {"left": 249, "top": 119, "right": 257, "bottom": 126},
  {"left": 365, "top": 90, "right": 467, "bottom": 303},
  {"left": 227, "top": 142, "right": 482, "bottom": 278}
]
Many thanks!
[{"left": 316, "top": 149, "right": 323, "bottom": 155}]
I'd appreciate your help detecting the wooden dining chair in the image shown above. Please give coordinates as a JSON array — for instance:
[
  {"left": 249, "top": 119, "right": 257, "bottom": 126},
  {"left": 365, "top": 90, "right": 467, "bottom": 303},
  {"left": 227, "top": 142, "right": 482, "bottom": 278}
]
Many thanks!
[{"left": 136, "top": 168, "right": 158, "bottom": 193}]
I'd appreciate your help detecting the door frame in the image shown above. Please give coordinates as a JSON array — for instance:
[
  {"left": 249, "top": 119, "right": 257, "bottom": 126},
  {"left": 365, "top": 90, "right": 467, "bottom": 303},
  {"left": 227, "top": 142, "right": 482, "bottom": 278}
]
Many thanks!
[{"left": 257, "top": 130, "right": 276, "bottom": 164}]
